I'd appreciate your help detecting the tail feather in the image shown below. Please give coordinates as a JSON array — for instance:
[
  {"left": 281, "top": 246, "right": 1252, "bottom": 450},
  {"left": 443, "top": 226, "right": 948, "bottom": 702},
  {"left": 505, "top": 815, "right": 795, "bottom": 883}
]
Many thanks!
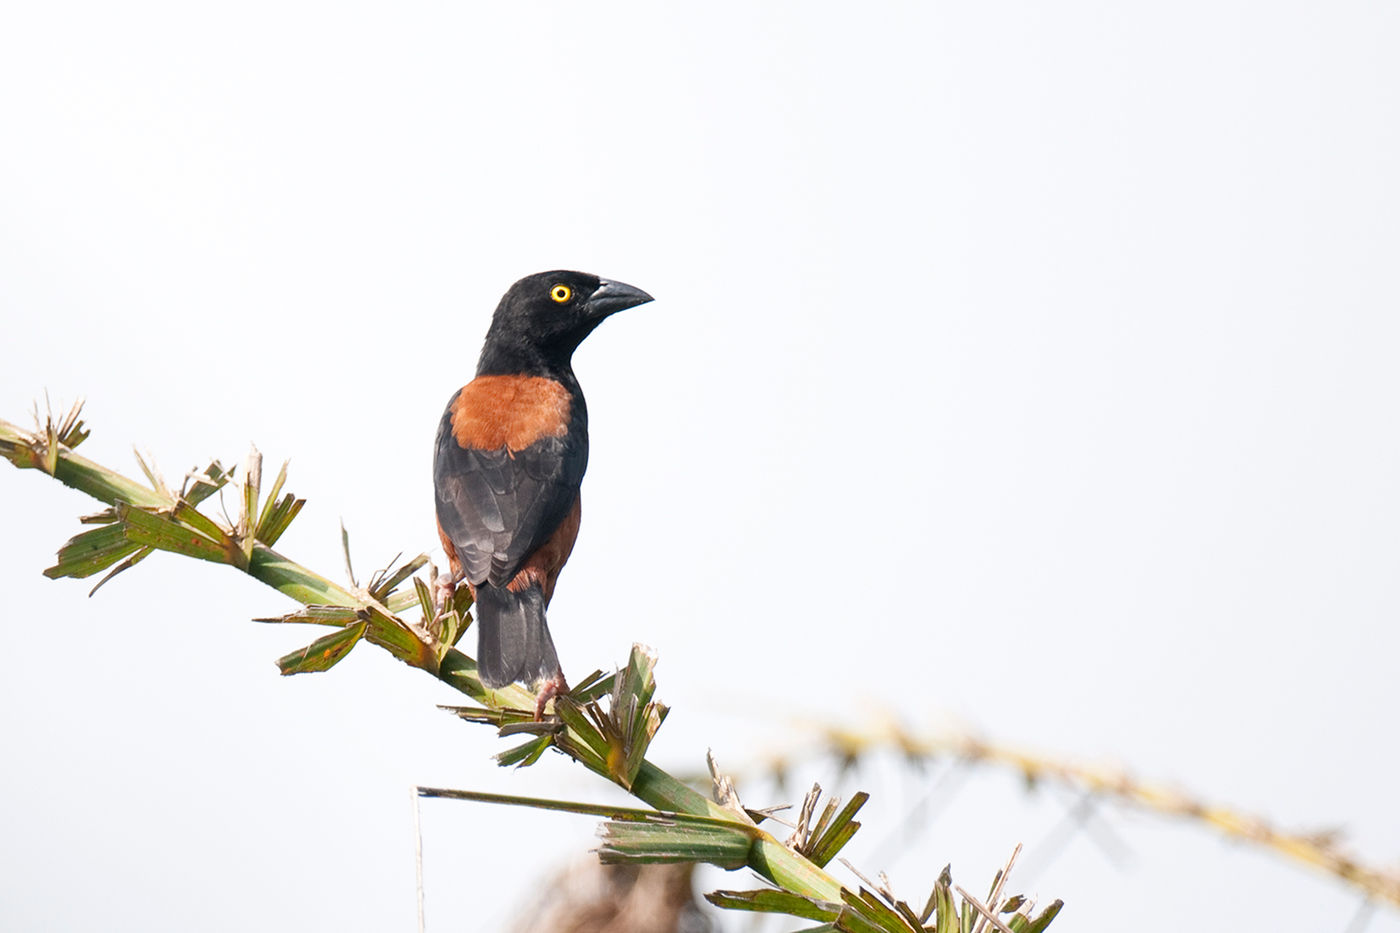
[{"left": 474, "top": 583, "right": 559, "bottom": 689}]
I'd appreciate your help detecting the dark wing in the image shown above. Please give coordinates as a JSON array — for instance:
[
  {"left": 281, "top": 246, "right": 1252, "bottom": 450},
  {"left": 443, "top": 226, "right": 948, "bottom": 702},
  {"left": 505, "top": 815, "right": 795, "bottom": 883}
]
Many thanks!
[{"left": 433, "top": 399, "right": 588, "bottom": 587}]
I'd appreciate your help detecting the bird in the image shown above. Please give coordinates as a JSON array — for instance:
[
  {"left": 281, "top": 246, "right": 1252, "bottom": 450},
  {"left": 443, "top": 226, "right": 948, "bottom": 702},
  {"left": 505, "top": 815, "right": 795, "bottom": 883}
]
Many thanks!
[{"left": 433, "top": 271, "right": 653, "bottom": 718}]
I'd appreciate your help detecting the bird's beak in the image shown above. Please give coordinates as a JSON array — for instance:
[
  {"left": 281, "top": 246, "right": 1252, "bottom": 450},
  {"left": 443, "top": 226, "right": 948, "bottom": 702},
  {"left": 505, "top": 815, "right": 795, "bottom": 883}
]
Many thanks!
[{"left": 586, "top": 279, "right": 654, "bottom": 319}]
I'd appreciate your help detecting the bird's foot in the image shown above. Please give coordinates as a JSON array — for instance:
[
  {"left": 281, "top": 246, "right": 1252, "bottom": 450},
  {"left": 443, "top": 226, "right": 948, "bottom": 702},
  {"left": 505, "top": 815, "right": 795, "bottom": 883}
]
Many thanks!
[
  {"left": 534, "top": 671, "right": 570, "bottom": 722},
  {"left": 433, "top": 572, "right": 460, "bottom": 614}
]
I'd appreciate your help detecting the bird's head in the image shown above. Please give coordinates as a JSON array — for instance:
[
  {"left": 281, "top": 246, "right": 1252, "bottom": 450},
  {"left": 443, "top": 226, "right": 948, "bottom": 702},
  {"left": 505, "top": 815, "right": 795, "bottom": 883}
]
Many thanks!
[{"left": 477, "top": 270, "right": 654, "bottom": 376}]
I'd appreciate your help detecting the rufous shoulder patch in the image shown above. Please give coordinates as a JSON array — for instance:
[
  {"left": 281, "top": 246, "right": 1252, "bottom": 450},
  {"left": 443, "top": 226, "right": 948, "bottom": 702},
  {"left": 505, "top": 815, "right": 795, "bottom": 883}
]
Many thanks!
[{"left": 450, "top": 375, "right": 572, "bottom": 452}]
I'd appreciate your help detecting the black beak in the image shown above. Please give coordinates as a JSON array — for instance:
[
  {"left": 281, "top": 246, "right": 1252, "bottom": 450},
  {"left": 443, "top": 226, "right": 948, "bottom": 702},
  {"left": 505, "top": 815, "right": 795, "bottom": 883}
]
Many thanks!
[{"left": 586, "top": 279, "right": 654, "bottom": 319}]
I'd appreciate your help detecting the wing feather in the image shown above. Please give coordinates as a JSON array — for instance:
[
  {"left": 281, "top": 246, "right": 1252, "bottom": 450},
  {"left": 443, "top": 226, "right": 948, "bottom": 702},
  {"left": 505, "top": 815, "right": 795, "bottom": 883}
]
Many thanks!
[{"left": 433, "top": 394, "right": 587, "bottom": 587}]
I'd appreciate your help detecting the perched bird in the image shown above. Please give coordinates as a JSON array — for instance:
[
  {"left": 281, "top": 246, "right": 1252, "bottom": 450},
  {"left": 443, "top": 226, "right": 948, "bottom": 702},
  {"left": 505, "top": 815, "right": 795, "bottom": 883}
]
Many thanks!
[{"left": 433, "top": 271, "right": 653, "bottom": 717}]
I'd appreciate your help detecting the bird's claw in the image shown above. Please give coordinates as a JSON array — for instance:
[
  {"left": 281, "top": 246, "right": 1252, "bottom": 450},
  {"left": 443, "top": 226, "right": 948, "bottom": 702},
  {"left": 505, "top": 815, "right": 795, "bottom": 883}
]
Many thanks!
[
  {"left": 433, "top": 572, "right": 460, "bottom": 614},
  {"left": 534, "top": 671, "right": 570, "bottom": 722}
]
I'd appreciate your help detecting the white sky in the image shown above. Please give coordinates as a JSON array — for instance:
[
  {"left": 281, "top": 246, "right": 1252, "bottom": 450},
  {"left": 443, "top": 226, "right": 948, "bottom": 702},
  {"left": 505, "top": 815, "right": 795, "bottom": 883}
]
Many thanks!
[{"left": 2, "top": 3, "right": 1397, "bottom": 931}]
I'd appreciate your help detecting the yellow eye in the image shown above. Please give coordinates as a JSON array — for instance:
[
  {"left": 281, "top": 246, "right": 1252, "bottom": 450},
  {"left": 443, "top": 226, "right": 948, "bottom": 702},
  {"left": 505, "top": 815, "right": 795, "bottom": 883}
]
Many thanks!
[{"left": 549, "top": 284, "right": 572, "bottom": 303}]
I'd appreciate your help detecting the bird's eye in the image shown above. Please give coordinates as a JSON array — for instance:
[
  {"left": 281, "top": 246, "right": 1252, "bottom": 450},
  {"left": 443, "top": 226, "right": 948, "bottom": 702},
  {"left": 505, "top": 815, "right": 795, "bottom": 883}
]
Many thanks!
[{"left": 549, "top": 284, "right": 573, "bottom": 303}]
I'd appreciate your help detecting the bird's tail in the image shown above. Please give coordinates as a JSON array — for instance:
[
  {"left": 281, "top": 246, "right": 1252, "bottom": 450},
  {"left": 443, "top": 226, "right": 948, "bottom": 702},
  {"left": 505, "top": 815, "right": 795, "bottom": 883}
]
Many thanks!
[{"left": 473, "top": 582, "right": 560, "bottom": 689}]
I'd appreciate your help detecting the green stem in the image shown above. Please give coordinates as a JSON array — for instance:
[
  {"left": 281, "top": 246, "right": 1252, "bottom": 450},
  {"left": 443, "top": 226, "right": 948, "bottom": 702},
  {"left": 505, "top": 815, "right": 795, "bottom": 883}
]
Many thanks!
[
  {"left": 247, "top": 547, "right": 363, "bottom": 608},
  {"left": 0, "top": 414, "right": 847, "bottom": 903},
  {"left": 628, "top": 761, "right": 845, "bottom": 901}
]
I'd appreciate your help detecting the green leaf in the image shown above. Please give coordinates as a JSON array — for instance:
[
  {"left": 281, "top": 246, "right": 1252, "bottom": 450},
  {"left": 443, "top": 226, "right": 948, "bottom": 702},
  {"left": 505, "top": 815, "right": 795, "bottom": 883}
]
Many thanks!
[
  {"left": 413, "top": 576, "right": 436, "bottom": 620},
  {"left": 892, "top": 900, "right": 925, "bottom": 931},
  {"left": 495, "top": 734, "right": 555, "bottom": 768},
  {"left": 116, "top": 501, "right": 232, "bottom": 565},
  {"left": 249, "top": 456, "right": 306, "bottom": 546},
  {"left": 450, "top": 582, "right": 473, "bottom": 616},
  {"left": 340, "top": 521, "right": 356, "bottom": 587},
  {"left": 240, "top": 448, "right": 261, "bottom": 564},
  {"left": 807, "top": 792, "right": 869, "bottom": 868},
  {"left": 181, "top": 461, "right": 230, "bottom": 506},
  {"left": 437, "top": 704, "right": 511, "bottom": 728},
  {"left": 416, "top": 787, "right": 757, "bottom": 831},
  {"left": 40, "top": 415, "right": 59, "bottom": 475},
  {"left": 255, "top": 460, "right": 289, "bottom": 535},
  {"left": 598, "top": 819, "right": 752, "bottom": 869},
  {"left": 498, "top": 719, "right": 562, "bottom": 738},
  {"left": 838, "top": 888, "right": 921, "bottom": 933},
  {"left": 415, "top": 786, "right": 759, "bottom": 867},
  {"left": 833, "top": 907, "right": 888, "bottom": 933},
  {"left": 170, "top": 500, "right": 233, "bottom": 546},
  {"left": 369, "top": 553, "right": 429, "bottom": 602},
  {"left": 277, "top": 620, "right": 367, "bottom": 674},
  {"left": 253, "top": 605, "right": 363, "bottom": 626},
  {"left": 1024, "top": 900, "right": 1063, "bottom": 933},
  {"left": 386, "top": 588, "right": 419, "bottom": 615},
  {"left": 929, "top": 868, "right": 957, "bottom": 933},
  {"left": 569, "top": 669, "right": 616, "bottom": 703},
  {"left": 440, "top": 610, "right": 468, "bottom": 651},
  {"left": 255, "top": 493, "right": 304, "bottom": 547},
  {"left": 606, "top": 644, "right": 668, "bottom": 789},
  {"left": 53, "top": 399, "right": 89, "bottom": 449},
  {"left": 704, "top": 889, "right": 840, "bottom": 922},
  {"left": 553, "top": 698, "right": 611, "bottom": 771},
  {"left": 412, "top": 576, "right": 472, "bottom": 651},
  {"left": 44, "top": 522, "right": 143, "bottom": 579},
  {"left": 359, "top": 604, "right": 436, "bottom": 671},
  {"left": 87, "top": 546, "right": 153, "bottom": 595},
  {"left": 132, "top": 448, "right": 170, "bottom": 498}
]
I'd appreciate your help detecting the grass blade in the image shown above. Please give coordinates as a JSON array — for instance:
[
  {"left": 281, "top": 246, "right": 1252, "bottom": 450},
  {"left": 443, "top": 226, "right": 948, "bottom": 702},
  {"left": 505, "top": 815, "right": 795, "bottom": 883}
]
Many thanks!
[
  {"left": 43, "top": 523, "right": 143, "bottom": 579},
  {"left": 87, "top": 546, "right": 153, "bottom": 595},
  {"left": 254, "top": 605, "right": 363, "bottom": 626},
  {"left": 705, "top": 889, "right": 840, "bottom": 922},
  {"left": 598, "top": 820, "right": 753, "bottom": 869},
  {"left": 808, "top": 792, "right": 870, "bottom": 868},
  {"left": 116, "top": 501, "right": 232, "bottom": 565},
  {"left": 370, "top": 553, "right": 429, "bottom": 602},
  {"left": 277, "top": 620, "right": 367, "bottom": 674}
]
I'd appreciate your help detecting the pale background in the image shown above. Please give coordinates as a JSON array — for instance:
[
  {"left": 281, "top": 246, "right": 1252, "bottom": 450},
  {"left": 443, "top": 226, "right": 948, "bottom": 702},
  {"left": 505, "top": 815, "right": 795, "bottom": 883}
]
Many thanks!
[{"left": 2, "top": 2, "right": 1397, "bottom": 931}]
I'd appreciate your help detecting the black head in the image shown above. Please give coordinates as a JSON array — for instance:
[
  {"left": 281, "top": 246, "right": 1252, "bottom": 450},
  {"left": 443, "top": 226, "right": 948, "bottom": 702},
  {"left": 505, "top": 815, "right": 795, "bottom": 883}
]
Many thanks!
[{"left": 476, "top": 270, "right": 653, "bottom": 377}]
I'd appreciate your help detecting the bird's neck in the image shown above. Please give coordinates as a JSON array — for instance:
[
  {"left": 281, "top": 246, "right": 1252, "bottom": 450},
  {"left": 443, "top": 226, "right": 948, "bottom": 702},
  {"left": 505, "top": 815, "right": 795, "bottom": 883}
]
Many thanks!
[{"left": 476, "top": 337, "right": 579, "bottom": 388}]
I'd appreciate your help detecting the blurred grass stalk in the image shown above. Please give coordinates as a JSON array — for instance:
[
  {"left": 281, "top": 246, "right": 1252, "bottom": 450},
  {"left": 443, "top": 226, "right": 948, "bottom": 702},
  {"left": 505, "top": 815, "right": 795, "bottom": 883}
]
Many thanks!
[{"left": 761, "top": 719, "right": 1400, "bottom": 910}]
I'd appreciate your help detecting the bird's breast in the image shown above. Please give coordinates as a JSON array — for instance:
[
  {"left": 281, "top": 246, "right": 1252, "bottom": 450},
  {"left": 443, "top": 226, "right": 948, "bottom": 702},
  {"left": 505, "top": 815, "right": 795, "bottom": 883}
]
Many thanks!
[{"left": 449, "top": 374, "right": 573, "bottom": 453}]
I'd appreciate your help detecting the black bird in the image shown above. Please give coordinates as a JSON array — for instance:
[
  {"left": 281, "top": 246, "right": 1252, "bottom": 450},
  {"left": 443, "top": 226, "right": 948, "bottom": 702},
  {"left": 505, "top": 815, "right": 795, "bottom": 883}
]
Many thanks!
[{"left": 433, "top": 271, "right": 653, "bottom": 717}]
